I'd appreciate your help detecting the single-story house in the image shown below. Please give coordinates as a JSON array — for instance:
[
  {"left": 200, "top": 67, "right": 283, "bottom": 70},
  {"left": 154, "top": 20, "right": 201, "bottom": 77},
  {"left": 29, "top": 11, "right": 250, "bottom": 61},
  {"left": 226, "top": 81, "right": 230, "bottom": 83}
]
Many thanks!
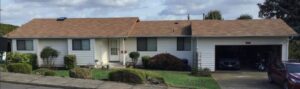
[{"left": 5, "top": 17, "right": 297, "bottom": 71}]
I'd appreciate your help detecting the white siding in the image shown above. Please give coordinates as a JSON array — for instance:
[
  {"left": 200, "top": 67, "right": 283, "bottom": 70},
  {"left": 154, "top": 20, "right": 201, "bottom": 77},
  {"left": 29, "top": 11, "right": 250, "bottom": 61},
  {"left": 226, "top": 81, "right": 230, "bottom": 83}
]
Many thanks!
[
  {"left": 39, "top": 39, "right": 68, "bottom": 67},
  {"left": 95, "top": 39, "right": 109, "bottom": 65},
  {"left": 68, "top": 39, "right": 96, "bottom": 65},
  {"left": 125, "top": 37, "right": 193, "bottom": 65},
  {"left": 196, "top": 37, "right": 289, "bottom": 71}
]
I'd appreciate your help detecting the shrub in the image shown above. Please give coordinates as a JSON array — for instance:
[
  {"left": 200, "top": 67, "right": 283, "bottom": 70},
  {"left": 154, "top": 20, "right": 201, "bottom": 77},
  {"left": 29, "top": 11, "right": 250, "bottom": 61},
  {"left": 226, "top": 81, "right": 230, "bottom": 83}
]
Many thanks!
[
  {"left": 34, "top": 68, "right": 56, "bottom": 76},
  {"left": 191, "top": 67, "right": 211, "bottom": 77},
  {"left": 147, "top": 53, "right": 190, "bottom": 71},
  {"left": 142, "top": 56, "right": 151, "bottom": 68},
  {"left": 6, "top": 52, "right": 31, "bottom": 64},
  {"left": 40, "top": 47, "right": 59, "bottom": 68},
  {"left": 69, "top": 67, "right": 91, "bottom": 79},
  {"left": 64, "top": 55, "right": 76, "bottom": 69},
  {"left": 27, "top": 53, "right": 38, "bottom": 70},
  {"left": 0, "top": 64, "right": 7, "bottom": 72},
  {"left": 7, "top": 63, "right": 32, "bottom": 74},
  {"left": 109, "top": 69, "right": 146, "bottom": 84},
  {"left": 129, "top": 52, "right": 140, "bottom": 66}
]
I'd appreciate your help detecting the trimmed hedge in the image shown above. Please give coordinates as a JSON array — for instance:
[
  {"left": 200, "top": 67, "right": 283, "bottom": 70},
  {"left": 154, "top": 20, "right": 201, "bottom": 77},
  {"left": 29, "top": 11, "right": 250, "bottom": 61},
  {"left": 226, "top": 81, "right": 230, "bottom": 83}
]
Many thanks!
[
  {"left": 109, "top": 69, "right": 146, "bottom": 84},
  {"left": 7, "top": 63, "right": 32, "bottom": 74},
  {"left": 34, "top": 68, "right": 56, "bottom": 76},
  {"left": 142, "top": 56, "right": 151, "bottom": 68},
  {"left": 6, "top": 52, "right": 31, "bottom": 64},
  {"left": 147, "top": 53, "right": 190, "bottom": 71},
  {"left": 69, "top": 67, "right": 91, "bottom": 79},
  {"left": 64, "top": 55, "right": 76, "bottom": 70}
]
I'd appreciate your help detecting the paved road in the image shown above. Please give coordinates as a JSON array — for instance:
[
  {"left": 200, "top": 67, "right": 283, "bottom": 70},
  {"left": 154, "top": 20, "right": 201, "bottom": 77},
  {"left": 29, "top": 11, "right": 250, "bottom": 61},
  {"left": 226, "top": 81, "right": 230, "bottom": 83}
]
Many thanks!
[
  {"left": 212, "top": 71, "right": 281, "bottom": 89},
  {"left": 0, "top": 82, "right": 64, "bottom": 89}
]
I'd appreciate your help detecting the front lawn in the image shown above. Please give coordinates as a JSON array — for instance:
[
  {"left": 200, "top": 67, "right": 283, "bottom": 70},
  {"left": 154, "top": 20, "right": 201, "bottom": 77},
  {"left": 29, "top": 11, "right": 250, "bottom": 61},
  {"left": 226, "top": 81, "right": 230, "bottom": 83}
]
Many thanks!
[{"left": 51, "top": 69, "right": 220, "bottom": 89}]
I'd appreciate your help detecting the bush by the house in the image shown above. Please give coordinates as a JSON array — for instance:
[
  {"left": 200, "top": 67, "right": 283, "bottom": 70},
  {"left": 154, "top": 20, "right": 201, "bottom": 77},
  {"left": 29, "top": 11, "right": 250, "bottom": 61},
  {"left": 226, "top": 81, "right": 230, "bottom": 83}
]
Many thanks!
[
  {"left": 69, "top": 67, "right": 91, "bottom": 79},
  {"left": 5, "top": 52, "right": 38, "bottom": 69},
  {"left": 0, "top": 64, "right": 7, "bottom": 72},
  {"left": 142, "top": 56, "right": 151, "bottom": 68},
  {"left": 34, "top": 68, "right": 56, "bottom": 76},
  {"left": 40, "top": 47, "right": 59, "bottom": 68},
  {"left": 7, "top": 63, "right": 32, "bottom": 74},
  {"left": 109, "top": 69, "right": 146, "bottom": 84},
  {"left": 64, "top": 55, "right": 76, "bottom": 69},
  {"left": 27, "top": 53, "right": 38, "bottom": 70},
  {"left": 147, "top": 53, "right": 190, "bottom": 71},
  {"left": 191, "top": 67, "right": 211, "bottom": 77},
  {"left": 129, "top": 52, "right": 140, "bottom": 67},
  {"left": 6, "top": 52, "right": 31, "bottom": 64}
]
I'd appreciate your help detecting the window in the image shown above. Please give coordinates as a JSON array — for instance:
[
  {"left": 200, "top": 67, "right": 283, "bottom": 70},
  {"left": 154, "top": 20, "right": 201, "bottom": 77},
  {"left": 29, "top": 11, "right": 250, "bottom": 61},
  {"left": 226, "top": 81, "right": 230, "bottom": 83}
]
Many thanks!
[
  {"left": 137, "top": 38, "right": 157, "bottom": 51},
  {"left": 72, "top": 39, "right": 90, "bottom": 50},
  {"left": 177, "top": 37, "right": 191, "bottom": 51},
  {"left": 17, "top": 40, "right": 33, "bottom": 51}
]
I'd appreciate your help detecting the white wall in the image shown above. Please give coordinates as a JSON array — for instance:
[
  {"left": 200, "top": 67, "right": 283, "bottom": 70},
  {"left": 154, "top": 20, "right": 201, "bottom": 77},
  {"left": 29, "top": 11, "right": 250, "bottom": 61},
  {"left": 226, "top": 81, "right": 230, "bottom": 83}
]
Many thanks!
[
  {"left": 95, "top": 39, "right": 109, "bottom": 65},
  {"left": 125, "top": 37, "right": 193, "bottom": 65},
  {"left": 39, "top": 39, "right": 68, "bottom": 67},
  {"left": 67, "top": 39, "right": 96, "bottom": 65},
  {"left": 196, "top": 37, "right": 289, "bottom": 71}
]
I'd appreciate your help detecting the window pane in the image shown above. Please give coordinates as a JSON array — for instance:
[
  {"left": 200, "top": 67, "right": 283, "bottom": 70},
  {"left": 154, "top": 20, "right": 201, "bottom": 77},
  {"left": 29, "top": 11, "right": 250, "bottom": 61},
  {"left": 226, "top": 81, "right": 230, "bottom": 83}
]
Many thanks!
[
  {"left": 72, "top": 40, "right": 81, "bottom": 50},
  {"left": 81, "top": 40, "right": 90, "bottom": 50},
  {"left": 17, "top": 40, "right": 26, "bottom": 50},
  {"left": 147, "top": 38, "right": 157, "bottom": 51},
  {"left": 137, "top": 38, "right": 147, "bottom": 51},
  {"left": 177, "top": 38, "right": 184, "bottom": 51},
  {"left": 111, "top": 48, "right": 118, "bottom": 55},
  {"left": 25, "top": 40, "right": 33, "bottom": 50},
  {"left": 184, "top": 38, "right": 191, "bottom": 51}
]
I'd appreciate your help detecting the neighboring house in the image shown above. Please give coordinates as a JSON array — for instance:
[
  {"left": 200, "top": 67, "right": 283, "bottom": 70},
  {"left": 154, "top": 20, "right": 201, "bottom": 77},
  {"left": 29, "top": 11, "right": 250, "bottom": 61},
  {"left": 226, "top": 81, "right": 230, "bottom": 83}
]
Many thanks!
[{"left": 5, "top": 17, "right": 297, "bottom": 71}]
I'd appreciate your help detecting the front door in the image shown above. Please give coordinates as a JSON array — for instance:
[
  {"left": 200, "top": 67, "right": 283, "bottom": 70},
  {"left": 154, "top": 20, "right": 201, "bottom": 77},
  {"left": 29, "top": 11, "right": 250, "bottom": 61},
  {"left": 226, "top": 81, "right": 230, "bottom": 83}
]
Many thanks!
[{"left": 109, "top": 39, "right": 120, "bottom": 62}]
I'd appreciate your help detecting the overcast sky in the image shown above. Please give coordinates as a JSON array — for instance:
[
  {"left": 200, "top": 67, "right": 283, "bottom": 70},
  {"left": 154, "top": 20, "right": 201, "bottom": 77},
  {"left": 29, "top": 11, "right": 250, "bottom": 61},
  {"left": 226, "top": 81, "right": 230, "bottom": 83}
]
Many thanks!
[{"left": 0, "top": 0, "right": 264, "bottom": 26}]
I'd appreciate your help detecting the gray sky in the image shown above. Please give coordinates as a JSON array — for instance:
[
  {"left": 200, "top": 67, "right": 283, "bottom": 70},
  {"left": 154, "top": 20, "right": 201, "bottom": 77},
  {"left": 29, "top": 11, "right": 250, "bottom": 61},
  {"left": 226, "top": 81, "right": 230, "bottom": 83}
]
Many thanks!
[{"left": 0, "top": 0, "right": 264, "bottom": 26}]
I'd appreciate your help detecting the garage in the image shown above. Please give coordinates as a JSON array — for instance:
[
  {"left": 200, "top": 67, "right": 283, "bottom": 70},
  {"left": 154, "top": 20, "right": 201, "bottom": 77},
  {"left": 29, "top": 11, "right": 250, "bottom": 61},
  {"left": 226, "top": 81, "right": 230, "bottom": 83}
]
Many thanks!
[{"left": 215, "top": 45, "right": 282, "bottom": 71}]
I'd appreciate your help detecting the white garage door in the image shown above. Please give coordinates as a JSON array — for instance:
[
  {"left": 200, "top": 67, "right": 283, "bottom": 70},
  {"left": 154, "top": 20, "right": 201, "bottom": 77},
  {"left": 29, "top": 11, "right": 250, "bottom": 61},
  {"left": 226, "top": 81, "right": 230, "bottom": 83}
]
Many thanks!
[{"left": 39, "top": 39, "right": 68, "bottom": 67}]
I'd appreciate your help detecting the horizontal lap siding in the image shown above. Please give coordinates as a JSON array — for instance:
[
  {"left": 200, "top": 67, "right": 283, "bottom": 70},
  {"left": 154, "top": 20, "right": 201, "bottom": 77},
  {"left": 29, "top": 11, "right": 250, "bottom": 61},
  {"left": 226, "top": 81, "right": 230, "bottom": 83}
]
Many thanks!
[
  {"left": 126, "top": 38, "right": 193, "bottom": 65},
  {"left": 39, "top": 39, "right": 68, "bottom": 67},
  {"left": 68, "top": 39, "right": 95, "bottom": 65},
  {"left": 197, "top": 37, "right": 289, "bottom": 71}
]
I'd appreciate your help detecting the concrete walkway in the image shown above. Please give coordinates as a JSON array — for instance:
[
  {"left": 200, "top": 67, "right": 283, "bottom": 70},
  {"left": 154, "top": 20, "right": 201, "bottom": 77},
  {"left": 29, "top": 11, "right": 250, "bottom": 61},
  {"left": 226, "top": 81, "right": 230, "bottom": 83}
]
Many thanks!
[
  {"left": 0, "top": 72, "right": 180, "bottom": 89},
  {"left": 212, "top": 71, "right": 280, "bottom": 89}
]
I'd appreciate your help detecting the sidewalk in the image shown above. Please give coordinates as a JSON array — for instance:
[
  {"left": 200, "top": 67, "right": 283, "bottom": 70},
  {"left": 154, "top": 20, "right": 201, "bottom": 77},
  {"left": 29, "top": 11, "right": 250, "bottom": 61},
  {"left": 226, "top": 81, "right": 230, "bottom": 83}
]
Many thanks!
[{"left": 0, "top": 72, "right": 180, "bottom": 89}]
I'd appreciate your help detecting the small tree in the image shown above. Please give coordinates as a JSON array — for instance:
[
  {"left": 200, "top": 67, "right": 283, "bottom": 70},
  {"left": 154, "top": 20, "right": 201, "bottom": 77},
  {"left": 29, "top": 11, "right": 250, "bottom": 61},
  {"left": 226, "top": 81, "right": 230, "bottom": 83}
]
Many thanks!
[
  {"left": 237, "top": 14, "right": 252, "bottom": 20},
  {"left": 40, "top": 47, "right": 59, "bottom": 68},
  {"left": 204, "top": 10, "right": 223, "bottom": 20},
  {"left": 129, "top": 52, "right": 140, "bottom": 67}
]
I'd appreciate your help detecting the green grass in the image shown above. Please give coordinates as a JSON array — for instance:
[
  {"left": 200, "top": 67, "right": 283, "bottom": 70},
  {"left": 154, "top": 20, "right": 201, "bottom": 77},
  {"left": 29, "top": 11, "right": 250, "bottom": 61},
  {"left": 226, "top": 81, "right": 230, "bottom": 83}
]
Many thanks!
[{"left": 50, "top": 69, "right": 220, "bottom": 89}]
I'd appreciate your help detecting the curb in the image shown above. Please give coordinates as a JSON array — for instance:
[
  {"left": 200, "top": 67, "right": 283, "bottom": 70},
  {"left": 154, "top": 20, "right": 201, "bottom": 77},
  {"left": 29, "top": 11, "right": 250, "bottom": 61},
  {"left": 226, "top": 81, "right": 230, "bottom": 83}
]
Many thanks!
[{"left": 0, "top": 80, "right": 94, "bottom": 89}]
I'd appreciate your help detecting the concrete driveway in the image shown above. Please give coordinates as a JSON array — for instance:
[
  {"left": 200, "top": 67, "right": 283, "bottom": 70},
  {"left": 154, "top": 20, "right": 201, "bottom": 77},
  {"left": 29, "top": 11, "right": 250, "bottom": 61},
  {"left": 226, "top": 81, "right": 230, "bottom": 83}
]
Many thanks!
[{"left": 212, "top": 71, "right": 281, "bottom": 89}]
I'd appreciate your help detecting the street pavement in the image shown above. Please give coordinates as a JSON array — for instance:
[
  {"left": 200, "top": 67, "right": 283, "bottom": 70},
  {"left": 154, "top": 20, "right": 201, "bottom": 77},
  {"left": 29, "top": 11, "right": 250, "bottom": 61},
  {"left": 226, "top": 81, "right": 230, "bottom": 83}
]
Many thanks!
[{"left": 0, "top": 82, "right": 64, "bottom": 89}]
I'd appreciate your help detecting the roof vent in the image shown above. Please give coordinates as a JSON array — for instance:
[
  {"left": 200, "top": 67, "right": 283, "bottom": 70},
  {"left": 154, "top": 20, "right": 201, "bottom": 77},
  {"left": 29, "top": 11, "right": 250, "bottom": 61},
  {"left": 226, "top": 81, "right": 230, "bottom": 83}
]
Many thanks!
[
  {"left": 56, "top": 17, "right": 67, "bottom": 21},
  {"left": 174, "top": 22, "right": 179, "bottom": 24}
]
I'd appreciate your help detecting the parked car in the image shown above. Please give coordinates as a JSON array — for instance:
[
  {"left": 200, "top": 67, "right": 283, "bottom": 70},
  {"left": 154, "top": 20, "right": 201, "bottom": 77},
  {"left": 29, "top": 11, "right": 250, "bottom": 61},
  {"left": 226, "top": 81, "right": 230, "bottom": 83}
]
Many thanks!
[
  {"left": 268, "top": 62, "right": 300, "bottom": 89},
  {"left": 218, "top": 58, "right": 240, "bottom": 70}
]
